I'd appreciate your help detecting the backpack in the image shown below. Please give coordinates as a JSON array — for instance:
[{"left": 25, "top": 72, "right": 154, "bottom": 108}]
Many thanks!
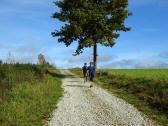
[{"left": 82, "top": 66, "right": 87, "bottom": 73}]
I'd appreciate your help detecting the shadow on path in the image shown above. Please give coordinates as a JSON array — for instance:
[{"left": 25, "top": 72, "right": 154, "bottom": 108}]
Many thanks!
[
  {"left": 65, "top": 85, "right": 88, "bottom": 88},
  {"left": 48, "top": 71, "right": 76, "bottom": 79},
  {"left": 67, "top": 81, "right": 81, "bottom": 83}
]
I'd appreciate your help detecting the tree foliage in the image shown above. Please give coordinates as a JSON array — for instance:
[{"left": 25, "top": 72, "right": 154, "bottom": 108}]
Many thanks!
[{"left": 52, "top": 0, "right": 131, "bottom": 55}]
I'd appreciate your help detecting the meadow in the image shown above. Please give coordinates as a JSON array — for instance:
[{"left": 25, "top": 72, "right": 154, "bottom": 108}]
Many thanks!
[
  {"left": 100, "top": 69, "right": 168, "bottom": 80},
  {"left": 0, "top": 64, "right": 63, "bottom": 126},
  {"left": 70, "top": 68, "right": 168, "bottom": 125}
]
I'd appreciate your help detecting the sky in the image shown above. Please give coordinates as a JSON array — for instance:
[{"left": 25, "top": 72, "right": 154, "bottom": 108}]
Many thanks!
[{"left": 0, "top": 0, "right": 168, "bottom": 69}]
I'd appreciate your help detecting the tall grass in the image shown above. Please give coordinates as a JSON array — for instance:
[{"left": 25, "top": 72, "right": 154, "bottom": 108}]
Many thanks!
[
  {"left": 0, "top": 64, "right": 63, "bottom": 126},
  {"left": 0, "top": 64, "right": 46, "bottom": 100}
]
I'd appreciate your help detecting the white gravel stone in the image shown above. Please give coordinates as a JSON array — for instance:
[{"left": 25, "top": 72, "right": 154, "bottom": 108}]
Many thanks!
[{"left": 49, "top": 70, "right": 158, "bottom": 126}]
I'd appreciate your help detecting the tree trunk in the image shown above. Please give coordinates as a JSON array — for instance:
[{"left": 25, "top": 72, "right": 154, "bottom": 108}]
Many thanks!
[{"left": 93, "top": 44, "right": 97, "bottom": 69}]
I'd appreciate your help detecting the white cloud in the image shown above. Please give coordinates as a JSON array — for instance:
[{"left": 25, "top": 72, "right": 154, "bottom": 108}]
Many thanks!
[
  {"left": 159, "top": 51, "right": 168, "bottom": 58},
  {"left": 68, "top": 55, "right": 91, "bottom": 63},
  {"left": 98, "top": 55, "right": 117, "bottom": 62},
  {"left": 0, "top": 43, "right": 9, "bottom": 49},
  {"left": 100, "top": 59, "right": 168, "bottom": 69},
  {"left": 67, "top": 54, "right": 116, "bottom": 65},
  {"left": 100, "top": 59, "right": 135, "bottom": 69},
  {"left": 0, "top": 37, "right": 47, "bottom": 64},
  {"left": 15, "top": 46, "right": 38, "bottom": 54},
  {"left": 135, "top": 61, "right": 168, "bottom": 69}
]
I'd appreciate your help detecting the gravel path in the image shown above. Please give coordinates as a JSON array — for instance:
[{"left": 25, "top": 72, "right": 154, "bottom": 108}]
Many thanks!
[{"left": 49, "top": 70, "right": 157, "bottom": 126}]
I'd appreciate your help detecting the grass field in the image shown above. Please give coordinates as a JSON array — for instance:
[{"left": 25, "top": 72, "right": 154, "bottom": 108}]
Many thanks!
[
  {"left": 70, "top": 68, "right": 168, "bottom": 125},
  {"left": 0, "top": 64, "right": 63, "bottom": 126},
  {"left": 100, "top": 69, "right": 168, "bottom": 80}
]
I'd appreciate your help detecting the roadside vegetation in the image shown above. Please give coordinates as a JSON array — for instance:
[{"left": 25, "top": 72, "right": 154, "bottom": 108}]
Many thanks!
[
  {"left": 70, "top": 68, "right": 168, "bottom": 125},
  {"left": 0, "top": 63, "right": 63, "bottom": 126}
]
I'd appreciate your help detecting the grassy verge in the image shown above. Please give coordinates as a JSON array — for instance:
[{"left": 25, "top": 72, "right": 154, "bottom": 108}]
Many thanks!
[
  {"left": 70, "top": 68, "right": 168, "bottom": 125},
  {"left": 0, "top": 64, "right": 63, "bottom": 126}
]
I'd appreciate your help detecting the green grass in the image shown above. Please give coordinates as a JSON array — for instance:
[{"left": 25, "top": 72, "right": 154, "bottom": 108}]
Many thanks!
[
  {"left": 70, "top": 68, "right": 168, "bottom": 125},
  {"left": 101, "top": 69, "right": 168, "bottom": 80},
  {"left": 0, "top": 64, "right": 63, "bottom": 126}
]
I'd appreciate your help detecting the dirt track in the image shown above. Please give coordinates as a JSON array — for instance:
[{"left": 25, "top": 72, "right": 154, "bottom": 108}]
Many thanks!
[{"left": 49, "top": 70, "right": 157, "bottom": 126}]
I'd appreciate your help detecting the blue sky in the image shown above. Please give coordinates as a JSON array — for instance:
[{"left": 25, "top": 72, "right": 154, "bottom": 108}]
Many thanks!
[{"left": 0, "top": 0, "right": 168, "bottom": 68}]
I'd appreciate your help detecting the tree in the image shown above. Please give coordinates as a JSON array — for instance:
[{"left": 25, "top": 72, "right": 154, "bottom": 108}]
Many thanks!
[
  {"left": 52, "top": 0, "right": 131, "bottom": 68},
  {"left": 38, "top": 54, "right": 47, "bottom": 65}
]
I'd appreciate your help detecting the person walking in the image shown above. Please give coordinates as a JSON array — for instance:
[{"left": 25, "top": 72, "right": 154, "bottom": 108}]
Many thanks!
[
  {"left": 82, "top": 63, "right": 89, "bottom": 83},
  {"left": 89, "top": 62, "right": 95, "bottom": 87},
  {"left": 88, "top": 62, "right": 92, "bottom": 80}
]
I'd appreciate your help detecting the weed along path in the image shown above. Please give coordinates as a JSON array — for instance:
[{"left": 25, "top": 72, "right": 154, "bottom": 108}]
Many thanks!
[{"left": 49, "top": 70, "right": 157, "bottom": 126}]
